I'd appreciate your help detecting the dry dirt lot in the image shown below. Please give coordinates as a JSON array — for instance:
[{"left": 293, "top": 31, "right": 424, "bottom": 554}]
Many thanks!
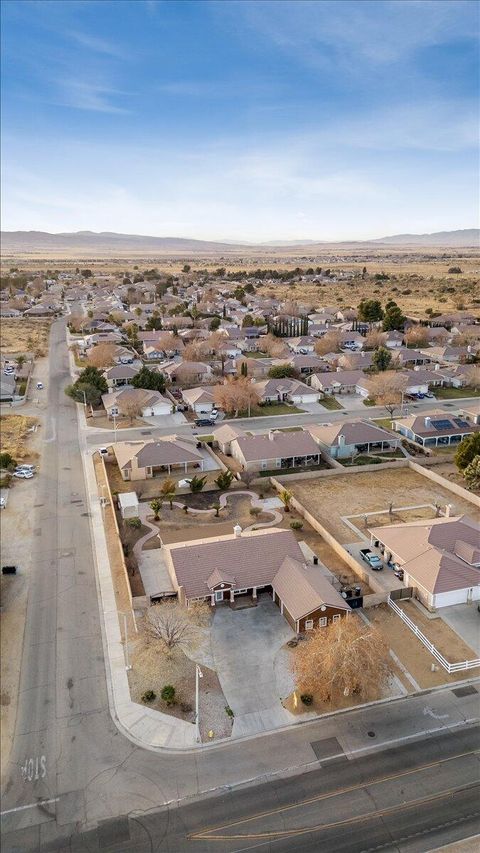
[
  {"left": 0, "top": 415, "right": 39, "bottom": 461},
  {"left": 367, "top": 602, "right": 478, "bottom": 689},
  {"left": 288, "top": 468, "right": 479, "bottom": 544},
  {"left": 0, "top": 319, "right": 51, "bottom": 356}
]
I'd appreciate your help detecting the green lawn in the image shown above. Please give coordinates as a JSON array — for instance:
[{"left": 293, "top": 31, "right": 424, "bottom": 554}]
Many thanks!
[
  {"left": 362, "top": 398, "right": 376, "bottom": 407},
  {"left": 242, "top": 350, "right": 270, "bottom": 359},
  {"left": 233, "top": 403, "right": 305, "bottom": 418},
  {"left": 319, "top": 396, "right": 344, "bottom": 411},
  {"left": 432, "top": 386, "right": 480, "bottom": 400}
]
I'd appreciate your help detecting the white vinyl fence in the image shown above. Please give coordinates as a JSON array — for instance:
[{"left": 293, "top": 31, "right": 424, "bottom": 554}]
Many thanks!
[{"left": 388, "top": 597, "right": 480, "bottom": 674}]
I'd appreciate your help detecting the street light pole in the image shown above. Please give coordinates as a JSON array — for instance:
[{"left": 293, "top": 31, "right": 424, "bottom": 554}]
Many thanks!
[
  {"left": 195, "top": 664, "right": 203, "bottom": 742},
  {"left": 112, "top": 413, "right": 117, "bottom": 444}
]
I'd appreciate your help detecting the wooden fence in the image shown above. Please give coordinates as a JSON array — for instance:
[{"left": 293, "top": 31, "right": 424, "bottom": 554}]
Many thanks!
[{"left": 388, "top": 597, "right": 480, "bottom": 673}]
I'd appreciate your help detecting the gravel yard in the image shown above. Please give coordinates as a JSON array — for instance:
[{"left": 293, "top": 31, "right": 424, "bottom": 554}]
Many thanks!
[{"left": 288, "top": 468, "right": 479, "bottom": 544}]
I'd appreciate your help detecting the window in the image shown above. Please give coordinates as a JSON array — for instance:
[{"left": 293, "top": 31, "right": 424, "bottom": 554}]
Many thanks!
[
  {"left": 261, "top": 460, "right": 267, "bottom": 470},
  {"left": 332, "top": 614, "right": 341, "bottom": 623},
  {"left": 305, "top": 619, "right": 314, "bottom": 630},
  {"left": 318, "top": 617, "right": 327, "bottom": 627}
]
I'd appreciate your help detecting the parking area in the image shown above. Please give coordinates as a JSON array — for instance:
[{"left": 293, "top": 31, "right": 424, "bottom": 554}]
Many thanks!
[
  {"left": 210, "top": 596, "right": 294, "bottom": 736},
  {"left": 344, "top": 542, "right": 404, "bottom": 594},
  {"left": 440, "top": 604, "right": 480, "bottom": 655}
]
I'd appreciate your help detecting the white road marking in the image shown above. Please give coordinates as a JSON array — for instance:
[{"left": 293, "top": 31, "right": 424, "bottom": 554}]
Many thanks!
[
  {"left": 423, "top": 706, "right": 449, "bottom": 720},
  {"left": 0, "top": 798, "right": 59, "bottom": 817}
]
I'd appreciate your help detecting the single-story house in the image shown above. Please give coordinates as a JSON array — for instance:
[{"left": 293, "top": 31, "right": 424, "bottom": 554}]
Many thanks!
[
  {"left": 310, "top": 369, "right": 363, "bottom": 395},
  {"left": 339, "top": 331, "right": 364, "bottom": 350},
  {"left": 212, "top": 423, "right": 246, "bottom": 455},
  {"left": 307, "top": 420, "right": 400, "bottom": 459},
  {"left": 230, "top": 429, "right": 321, "bottom": 471},
  {"left": 117, "top": 491, "right": 139, "bottom": 519},
  {"left": 420, "top": 345, "right": 472, "bottom": 364},
  {"left": 181, "top": 386, "right": 215, "bottom": 413},
  {"left": 113, "top": 436, "right": 204, "bottom": 481},
  {"left": 252, "top": 377, "right": 318, "bottom": 406},
  {"left": 101, "top": 388, "right": 172, "bottom": 419},
  {"left": 384, "top": 331, "right": 404, "bottom": 348},
  {"left": 459, "top": 401, "right": 480, "bottom": 425},
  {"left": 393, "top": 413, "right": 480, "bottom": 447},
  {"left": 392, "top": 348, "right": 431, "bottom": 367},
  {"left": 163, "top": 361, "right": 213, "bottom": 384},
  {"left": 286, "top": 336, "right": 316, "bottom": 354},
  {"left": 282, "top": 354, "right": 326, "bottom": 375},
  {"left": 103, "top": 363, "right": 141, "bottom": 389},
  {"left": 369, "top": 515, "right": 480, "bottom": 610},
  {"left": 337, "top": 351, "right": 374, "bottom": 370},
  {"left": 272, "top": 556, "right": 351, "bottom": 632},
  {"left": 161, "top": 526, "right": 351, "bottom": 630}
]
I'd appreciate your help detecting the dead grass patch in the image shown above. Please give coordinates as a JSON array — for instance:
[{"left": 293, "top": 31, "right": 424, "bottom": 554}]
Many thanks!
[
  {"left": 0, "top": 319, "right": 51, "bottom": 356},
  {"left": 0, "top": 415, "right": 38, "bottom": 460},
  {"left": 288, "top": 468, "right": 479, "bottom": 544}
]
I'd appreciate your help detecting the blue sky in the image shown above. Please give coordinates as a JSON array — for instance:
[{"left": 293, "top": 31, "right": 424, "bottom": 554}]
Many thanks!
[{"left": 1, "top": 0, "right": 479, "bottom": 240}]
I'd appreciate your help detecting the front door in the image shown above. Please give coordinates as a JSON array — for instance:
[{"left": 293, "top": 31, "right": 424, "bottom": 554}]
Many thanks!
[{"left": 215, "top": 590, "right": 224, "bottom": 603}]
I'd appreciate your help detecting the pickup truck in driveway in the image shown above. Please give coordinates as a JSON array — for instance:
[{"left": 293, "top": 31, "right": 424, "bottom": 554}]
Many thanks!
[{"left": 359, "top": 548, "right": 383, "bottom": 570}]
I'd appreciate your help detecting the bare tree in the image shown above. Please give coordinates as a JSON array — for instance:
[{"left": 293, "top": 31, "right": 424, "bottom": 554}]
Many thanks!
[
  {"left": 465, "top": 364, "right": 480, "bottom": 390},
  {"left": 145, "top": 602, "right": 197, "bottom": 651},
  {"left": 260, "top": 334, "right": 289, "bottom": 358},
  {"left": 364, "top": 329, "right": 387, "bottom": 350},
  {"left": 119, "top": 398, "right": 143, "bottom": 423},
  {"left": 87, "top": 342, "right": 117, "bottom": 369},
  {"left": 213, "top": 377, "right": 260, "bottom": 417},
  {"left": 314, "top": 330, "right": 343, "bottom": 356},
  {"left": 294, "top": 616, "right": 391, "bottom": 703},
  {"left": 404, "top": 326, "right": 429, "bottom": 348},
  {"left": 366, "top": 371, "right": 409, "bottom": 417}
]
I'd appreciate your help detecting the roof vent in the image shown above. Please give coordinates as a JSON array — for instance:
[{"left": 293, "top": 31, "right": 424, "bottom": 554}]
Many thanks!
[{"left": 424, "top": 416, "right": 431, "bottom": 428}]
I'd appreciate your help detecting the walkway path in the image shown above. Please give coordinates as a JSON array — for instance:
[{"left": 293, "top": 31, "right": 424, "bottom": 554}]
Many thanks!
[{"left": 134, "top": 490, "right": 284, "bottom": 557}]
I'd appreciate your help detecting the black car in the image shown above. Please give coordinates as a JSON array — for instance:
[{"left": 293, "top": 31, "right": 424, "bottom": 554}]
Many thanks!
[{"left": 195, "top": 418, "right": 214, "bottom": 427}]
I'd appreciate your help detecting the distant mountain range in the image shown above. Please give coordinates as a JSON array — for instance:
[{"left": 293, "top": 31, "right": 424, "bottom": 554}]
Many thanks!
[{"left": 1, "top": 228, "right": 478, "bottom": 255}]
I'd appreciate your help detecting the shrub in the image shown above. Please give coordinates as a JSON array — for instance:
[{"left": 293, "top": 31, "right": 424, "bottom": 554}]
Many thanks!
[
  {"left": 141, "top": 690, "right": 156, "bottom": 703},
  {"left": 0, "top": 452, "right": 16, "bottom": 470},
  {"left": 290, "top": 519, "right": 303, "bottom": 530},
  {"left": 249, "top": 506, "right": 261, "bottom": 516},
  {"left": 126, "top": 517, "right": 142, "bottom": 529},
  {"left": 161, "top": 684, "right": 176, "bottom": 705},
  {"left": 180, "top": 701, "right": 193, "bottom": 714},
  {"left": 300, "top": 693, "right": 313, "bottom": 705},
  {"left": 225, "top": 705, "right": 234, "bottom": 718}
]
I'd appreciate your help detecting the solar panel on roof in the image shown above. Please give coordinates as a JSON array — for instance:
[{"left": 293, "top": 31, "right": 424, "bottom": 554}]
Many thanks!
[
  {"left": 453, "top": 418, "right": 469, "bottom": 428},
  {"left": 430, "top": 419, "right": 452, "bottom": 430}
]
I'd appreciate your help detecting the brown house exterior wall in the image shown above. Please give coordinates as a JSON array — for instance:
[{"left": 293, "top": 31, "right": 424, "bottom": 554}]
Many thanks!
[{"left": 298, "top": 604, "right": 349, "bottom": 633}]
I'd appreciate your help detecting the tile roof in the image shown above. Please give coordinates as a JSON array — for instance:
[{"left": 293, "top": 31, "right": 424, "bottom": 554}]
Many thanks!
[
  {"left": 369, "top": 515, "right": 480, "bottom": 595},
  {"left": 233, "top": 430, "right": 321, "bottom": 463},
  {"left": 273, "top": 557, "right": 350, "bottom": 620},
  {"left": 113, "top": 437, "right": 203, "bottom": 471},
  {"left": 166, "top": 528, "right": 305, "bottom": 599}
]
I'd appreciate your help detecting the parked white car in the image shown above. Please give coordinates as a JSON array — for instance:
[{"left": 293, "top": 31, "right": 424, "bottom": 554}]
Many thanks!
[
  {"left": 13, "top": 469, "right": 34, "bottom": 479},
  {"left": 36, "top": 382, "right": 44, "bottom": 390},
  {"left": 15, "top": 464, "right": 36, "bottom": 474}
]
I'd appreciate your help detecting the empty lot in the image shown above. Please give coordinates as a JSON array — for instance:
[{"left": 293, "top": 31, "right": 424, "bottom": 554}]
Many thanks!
[
  {"left": 0, "top": 319, "right": 51, "bottom": 356},
  {"left": 288, "top": 467, "right": 479, "bottom": 544}
]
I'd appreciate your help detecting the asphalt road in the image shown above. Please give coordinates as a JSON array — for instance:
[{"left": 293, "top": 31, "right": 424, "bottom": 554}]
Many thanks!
[
  {"left": 1, "top": 319, "right": 479, "bottom": 853},
  {"left": 83, "top": 397, "right": 480, "bottom": 446}
]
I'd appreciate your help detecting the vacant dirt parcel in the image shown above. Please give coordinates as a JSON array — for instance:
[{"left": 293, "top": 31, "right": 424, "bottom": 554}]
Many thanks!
[
  {"left": 288, "top": 467, "right": 479, "bottom": 544},
  {"left": 0, "top": 415, "right": 38, "bottom": 461},
  {"left": 0, "top": 319, "right": 51, "bottom": 356}
]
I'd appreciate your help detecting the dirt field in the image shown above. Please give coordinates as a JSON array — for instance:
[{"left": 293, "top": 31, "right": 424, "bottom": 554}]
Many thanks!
[
  {"left": 0, "top": 415, "right": 38, "bottom": 461},
  {"left": 367, "top": 603, "right": 478, "bottom": 688},
  {"left": 288, "top": 467, "right": 479, "bottom": 544},
  {"left": 0, "top": 319, "right": 51, "bottom": 356}
]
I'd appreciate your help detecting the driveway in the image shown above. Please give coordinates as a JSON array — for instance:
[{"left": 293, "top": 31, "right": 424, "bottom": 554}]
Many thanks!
[
  {"left": 210, "top": 597, "right": 295, "bottom": 737},
  {"left": 440, "top": 604, "right": 480, "bottom": 655}
]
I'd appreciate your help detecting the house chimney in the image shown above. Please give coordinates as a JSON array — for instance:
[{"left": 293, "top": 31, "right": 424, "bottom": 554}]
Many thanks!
[
  {"left": 233, "top": 524, "right": 242, "bottom": 537},
  {"left": 338, "top": 434, "right": 346, "bottom": 447},
  {"left": 269, "top": 430, "right": 276, "bottom": 441},
  {"left": 445, "top": 504, "right": 453, "bottom": 518},
  {"left": 434, "top": 363, "right": 440, "bottom": 371},
  {"left": 424, "top": 416, "right": 431, "bottom": 428},
  {"left": 467, "top": 345, "right": 472, "bottom": 353}
]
